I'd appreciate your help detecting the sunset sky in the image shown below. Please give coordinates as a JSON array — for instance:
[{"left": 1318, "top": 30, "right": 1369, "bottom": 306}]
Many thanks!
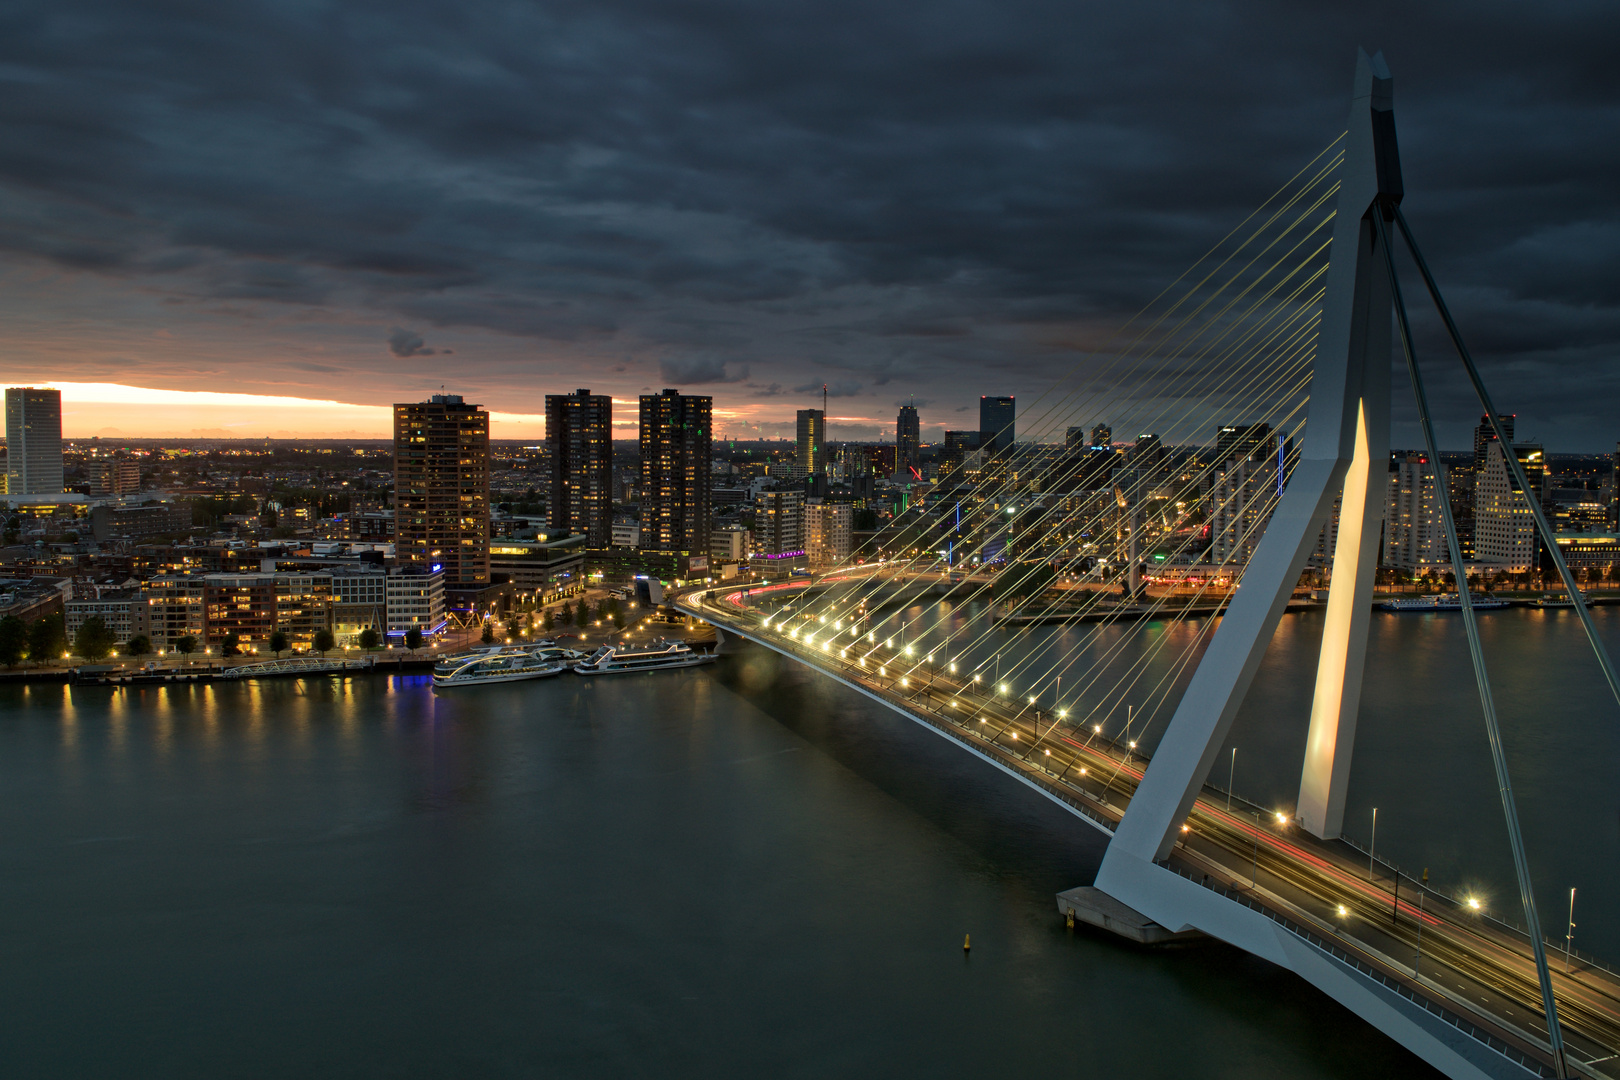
[{"left": 4, "top": 3, "right": 1618, "bottom": 446}]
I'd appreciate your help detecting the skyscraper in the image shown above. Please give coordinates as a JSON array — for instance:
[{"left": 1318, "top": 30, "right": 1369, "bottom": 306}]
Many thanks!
[
  {"left": 1215, "top": 422, "right": 1272, "bottom": 464},
  {"left": 1090, "top": 423, "right": 1113, "bottom": 450},
  {"left": 639, "top": 389, "right": 712, "bottom": 554},
  {"left": 1473, "top": 413, "right": 1516, "bottom": 470},
  {"left": 1384, "top": 451, "right": 1446, "bottom": 569},
  {"left": 546, "top": 389, "right": 613, "bottom": 546},
  {"left": 940, "top": 430, "right": 981, "bottom": 478},
  {"left": 393, "top": 394, "right": 490, "bottom": 591},
  {"left": 5, "top": 387, "right": 63, "bottom": 496},
  {"left": 1475, "top": 440, "right": 1543, "bottom": 571},
  {"left": 895, "top": 404, "right": 920, "bottom": 478},
  {"left": 796, "top": 408, "right": 826, "bottom": 478},
  {"left": 979, "top": 395, "right": 1015, "bottom": 455}
]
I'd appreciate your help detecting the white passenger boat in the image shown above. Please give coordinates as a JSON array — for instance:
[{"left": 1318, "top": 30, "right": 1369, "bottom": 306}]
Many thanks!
[
  {"left": 1378, "top": 592, "right": 1510, "bottom": 613},
  {"left": 432, "top": 645, "right": 586, "bottom": 687},
  {"left": 572, "top": 638, "right": 716, "bottom": 675},
  {"left": 1531, "top": 591, "right": 1590, "bottom": 609}
]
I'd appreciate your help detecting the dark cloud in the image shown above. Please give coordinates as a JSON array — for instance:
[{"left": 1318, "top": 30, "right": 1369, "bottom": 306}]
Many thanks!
[
  {"left": 0, "top": 2, "right": 1618, "bottom": 444},
  {"left": 387, "top": 327, "right": 437, "bottom": 358},
  {"left": 658, "top": 356, "right": 749, "bottom": 384},
  {"left": 792, "top": 380, "right": 863, "bottom": 397}
]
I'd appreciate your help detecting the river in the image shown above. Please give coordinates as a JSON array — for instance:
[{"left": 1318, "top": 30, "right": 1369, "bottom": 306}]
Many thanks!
[{"left": 2, "top": 607, "right": 1615, "bottom": 1077}]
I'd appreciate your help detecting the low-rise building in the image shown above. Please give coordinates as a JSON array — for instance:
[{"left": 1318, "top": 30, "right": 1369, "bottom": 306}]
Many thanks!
[
  {"left": 141, "top": 576, "right": 205, "bottom": 651},
  {"left": 90, "top": 500, "right": 190, "bottom": 542},
  {"left": 804, "top": 500, "right": 852, "bottom": 566},
  {"left": 488, "top": 534, "right": 587, "bottom": 601},
  {"left": 385, "top": 565, "right": 446, "bottom": 641},
  {"left": 66, "top": 589, "right": 146, "bottom": 644},
  {"left": 330, "top": 568, "right": 387, "bottom": 645}
]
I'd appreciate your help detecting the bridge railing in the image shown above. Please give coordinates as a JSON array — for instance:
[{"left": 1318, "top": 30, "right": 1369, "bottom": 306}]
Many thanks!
[{"left": 1160, "top": 863, "right": 1557, "bottom": 1079}]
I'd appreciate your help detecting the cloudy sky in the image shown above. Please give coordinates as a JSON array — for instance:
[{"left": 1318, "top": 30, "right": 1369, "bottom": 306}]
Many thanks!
[{"left": 2, "top": 1, "right": 1616, "bottom": 446}]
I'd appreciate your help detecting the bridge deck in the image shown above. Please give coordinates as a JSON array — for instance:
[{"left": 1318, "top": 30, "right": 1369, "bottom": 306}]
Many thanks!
[{"left": 677, "top": 578, "right": 1620, "bottom": 1080}]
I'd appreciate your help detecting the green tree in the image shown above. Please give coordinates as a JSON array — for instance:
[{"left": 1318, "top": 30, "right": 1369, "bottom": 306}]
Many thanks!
[
  {"left": 124, "top": 634, "right": 153, "bottom": 658},
  {"left": 612, "top": 610, "right": 625, "bottom": 631},
  {"left": 29, "top": 614, "right": 65, "bottom": 665},
  {"left": 576, "top": 599, "right": 591, "bottom": 625},
  {"left": 175, "top": 634, "right": 198, "bottom": 659},
  {"left": 404, "top": 626, "right": 423, "bottom": 653},
  {"left": 268, "top": 629, "right": 290, "bottom": 657},
  {"left": 222, "top": 631, "right": 242, "bottom": 657},
  {"left": 0, "top": 615, "right": 28, "bottom": 667},
  {"left": 74, "top": 616, "right": 117, "bottom": 661},
  {"left": 558, "top": 603, "right": 573, "bottom": 626},
  {"left": 542, "top": 608, "right": 555, "bottom": 633},
  {"left": 481, "top": 621, "right": 496, "bottom": 645},
  {"left": 358, "top": 627, "right": 381, "bottom": 650},
  {"left": 313, "top": 629, "right": 335, "bottom": 656}
]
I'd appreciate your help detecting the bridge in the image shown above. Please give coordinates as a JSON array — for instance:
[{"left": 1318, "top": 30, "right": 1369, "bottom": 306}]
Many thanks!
[{"left": 673, "top": 52, "right": 1620, "bottom": 1080}]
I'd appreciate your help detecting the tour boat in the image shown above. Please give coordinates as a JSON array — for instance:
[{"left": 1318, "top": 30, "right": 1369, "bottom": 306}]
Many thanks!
[
  {"left": 1378, "top": 592, "right": 1510, "bottom": 613},
  {"left": 1531, "top": 592, "right": 1590, "bottom": 609},
  {"left": 432, "top": 645, "right": 586, "bottom": 687},
  {"left": 571, "top": 638, "right": 716, "bottom": 675}
]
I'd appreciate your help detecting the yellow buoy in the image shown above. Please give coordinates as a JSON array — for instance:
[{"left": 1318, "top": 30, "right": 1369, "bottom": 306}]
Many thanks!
[
  {"left": 963, "top": 934, "right": 971, "bottom": 952},
  {"left": 1065, "top": 908, "right": 1075, "bottom": 929}
]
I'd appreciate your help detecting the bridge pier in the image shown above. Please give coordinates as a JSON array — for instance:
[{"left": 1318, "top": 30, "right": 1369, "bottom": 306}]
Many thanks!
[{"left": 1057, "top": 886, "right": 1203, "bottom": 946}]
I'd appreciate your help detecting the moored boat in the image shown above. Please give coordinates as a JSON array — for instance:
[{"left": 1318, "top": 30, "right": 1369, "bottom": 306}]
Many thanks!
[
  {"left": 432, "top": 644, "right": 586, "bottom": 687},
  {"left": 572, "top": 638, "right": 716, "bottom": 675},
  {"left": 1378, "top": 592, "right": 1510, "bottom": 613}
]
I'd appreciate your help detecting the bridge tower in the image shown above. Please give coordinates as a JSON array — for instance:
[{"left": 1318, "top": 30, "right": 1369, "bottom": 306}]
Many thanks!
[{"left": 1096, "top": 49, "right": 1399, "bottom": 874}]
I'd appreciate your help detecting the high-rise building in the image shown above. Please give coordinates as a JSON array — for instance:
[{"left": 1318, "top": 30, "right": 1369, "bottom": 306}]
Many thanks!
[
  {"left": 1129, "top": 433, "right": 1162, "bottom": 469},
  {"left": 393, "top": 394, "right": 491, "bottom": 591},
  {"left": 639, "top": 389, "right": 712, "bottom": 554},
  {"left": 1090, "top": 423, "right": 1113, "bottom": 450},
  {"left": 1065, "top": 426, "right": 1088, "bottom": 450},
  {"left": 1384, "top": 451, "right": 1447, "bottom": 569},
  {"left": 546, "top": 388, "right": 613, "bottom": 546},
  {"left": 1215, "top": 422, "right": 1272, "bottom": 465},
  {"left": 895, "top": 405, "right": 920, "bottom": 478},
  {"left": 796, "top": 409, "right": 826, "bottom": 478},
  {"left": 1475, "top": 440, "right": 1543, "bottom": 571},
  {"left": 940, "top": 430, "right": 981, "bottom": 478},
  {"left": 804, "top": 500, "right": 852, "bottom": 566},
  {"left": 5, "top": 387, "right": 63, "bottom": 496},
  {"left": 1473, "top": 413, "right": 1516, "bottom": 471},
  {"left": 979, "top": 395, "right": 1015, "bottom": 455},
  {"left": 1210, "top": 452, "right": 1280, "bottom": 565},
  {"left": 87, "top": 457, "right": 141, "bottom": 497},
  {"left": 754, "top": 490, "right": 805, "bottom": 561}
]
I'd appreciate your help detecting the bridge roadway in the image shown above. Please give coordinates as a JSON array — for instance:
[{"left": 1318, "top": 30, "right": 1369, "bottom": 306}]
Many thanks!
[{"left": 674, "top": 579, "right": 1620, "bottom": 1079}]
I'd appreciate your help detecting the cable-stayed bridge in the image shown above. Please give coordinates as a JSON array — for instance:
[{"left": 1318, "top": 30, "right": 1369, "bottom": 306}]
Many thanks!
[{"left": 673, "top": 51, "right": 1620, "bottom": 1080}]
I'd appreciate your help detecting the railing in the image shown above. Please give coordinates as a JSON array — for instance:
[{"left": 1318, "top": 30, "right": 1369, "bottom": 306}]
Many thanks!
[{"left": 1162, "top": 863, "right": 1556, "bottom": 1078}]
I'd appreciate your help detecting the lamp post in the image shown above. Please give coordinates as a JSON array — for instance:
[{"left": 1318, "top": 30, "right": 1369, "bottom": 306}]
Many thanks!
[{"left": 1227, "top": 747, "right": 1236, "bottom": 811}]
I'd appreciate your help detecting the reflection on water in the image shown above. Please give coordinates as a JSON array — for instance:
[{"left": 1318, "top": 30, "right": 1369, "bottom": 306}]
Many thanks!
[{"left": 2, "top": 613, "right": 1612, "bottom": 1078}]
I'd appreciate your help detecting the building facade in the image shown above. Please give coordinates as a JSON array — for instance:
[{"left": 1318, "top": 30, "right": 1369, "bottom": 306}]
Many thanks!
[
  {"left": 545, "top": 389, "right": 613, "bottom": 547},
  {"left": 639, "top": 389, "right": 712, "bottom": 555},
  {"left": 979, "top": 395, "right": 1015, "bottom": 455},
  {"left": 5, "top": 387, "right": 63, "bottom": 496},
  {"left": 87, "top": 458, "right": 141, "bottom": 497},
  {"left": 895, "top": 405, "right": 920, "bottom": 478},
  {"left": 1210, "top": 452, "right": 1280, "bottom": 566},
  {"left": 385, "top": 565, "right": 447, "bottom": 641},
  {"left": 754, "top": 490, "right": 805, "bottom": 561},
  {"left": 796, "top": 409, "right": 826, "bottom": 478},
  {"left": 804, "top": 500, "right": 852, "bottom": 566},
  {"left": 393, "top": 395, "right": 491, "bottom": 591},
  {"left": 1475, "top": 441, "right": 1543, "bottom": 571},
  {"left": 1383, "top": 451, "right": 1447, "bottom": 569}
]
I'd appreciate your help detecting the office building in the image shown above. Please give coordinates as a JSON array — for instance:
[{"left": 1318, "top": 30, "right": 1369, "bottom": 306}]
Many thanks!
[
  {"left": 895, "top": 405, "right": 920, "bottom": 479},
  {"left": 1384, "top": 451, "right": 1447, "bottom": 569},
  {"left": 385, "top": 565, "right": 447, "bottom": 641},
  {"left": 5, "top": 387, "right": 63, "bottom": 496},
  {"left": 393, "top": 394, "right": 491, "bottom": 590},
  {"left": 1065, "top": 426, "right": 1088, "bottom": 450},
  {"left": 711, "top": 524, "right": 750, "bottom": 563},
  {"left": 1210, "top": 452, "right": 1280, "bottom": 565},
  {"left": 804, "top": 500, "right": 852, "bottom": 566},
  {"left": 940, "top": 430, "right": 981, "bottom": 478},
  {"left": 87, "top": 458, "right": 141, "bottom": 497},
  {"left": 545, "top": 389, "right": 613, "bottom": 547},
  {"left": 639, "top": 389, "right": 713, "bottom": 554},
  {"left": 979, "top": 395, "right": 1015, "bottom": 455},
  {"left": 1475, "top": 441, "right": 1544, "bottom": 571},
  {"left": 1215, "top": 423, "right": 1272, "bottom": 465},
  {"left": 1473, "top": 413, "right": 1516, "bottom": 470},
  {"left": 330, "top": 568, "right": 387, "bottom": 645},
  {"left": 1090, "top": 423, "right": 1112, "bottom": 450},
  {"left": 755, "top": 490, "right": 805, "bottom": 561},
  {"left": 796, "top": 409, "right": 827, "bottom": 478}
]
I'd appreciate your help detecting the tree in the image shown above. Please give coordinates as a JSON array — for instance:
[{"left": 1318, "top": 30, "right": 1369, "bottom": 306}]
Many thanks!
[
  {"left": 124, "top": 634, "right": 152, "bottom": 658},
  {"left": 313, "top": 629, "right": 335, "bottom": 656},
  {"left": 29, "top": 614, "right": 65, "bottom": 665},
  {"left": 576, "top": 598, "right": 591, "bottom": 625},
  {"left": 481, "top": 620, "right": 496, "bottom": 645},
  {"left": 268, "top": 629, "right": 290, "bottom": 657},
  {"left": 612, "top": 609, "right": 626, "bottom": 631},
  {"left": 358, "top": 627, "right": 381, "bottom": 650},
  {"left": 558, "top": 603, "right": 573, "bottom": 626},
  {"left": 176, "top": 634, "right": 198, "bottom": 659},
  {"left": 0, "top": 615, "right": 27, "bottom": 667},
  {"left": 404, "top": 626, "right": 423, "bottom": 653},
  {"left": 542, "top": 608, "right": 555, "bottom": 632},
  {"left": 74, "top": 616, "right": 117, "bottom": 662},
  {"left": 222, "top": 631, "right": 242, "bottom": 657}
]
